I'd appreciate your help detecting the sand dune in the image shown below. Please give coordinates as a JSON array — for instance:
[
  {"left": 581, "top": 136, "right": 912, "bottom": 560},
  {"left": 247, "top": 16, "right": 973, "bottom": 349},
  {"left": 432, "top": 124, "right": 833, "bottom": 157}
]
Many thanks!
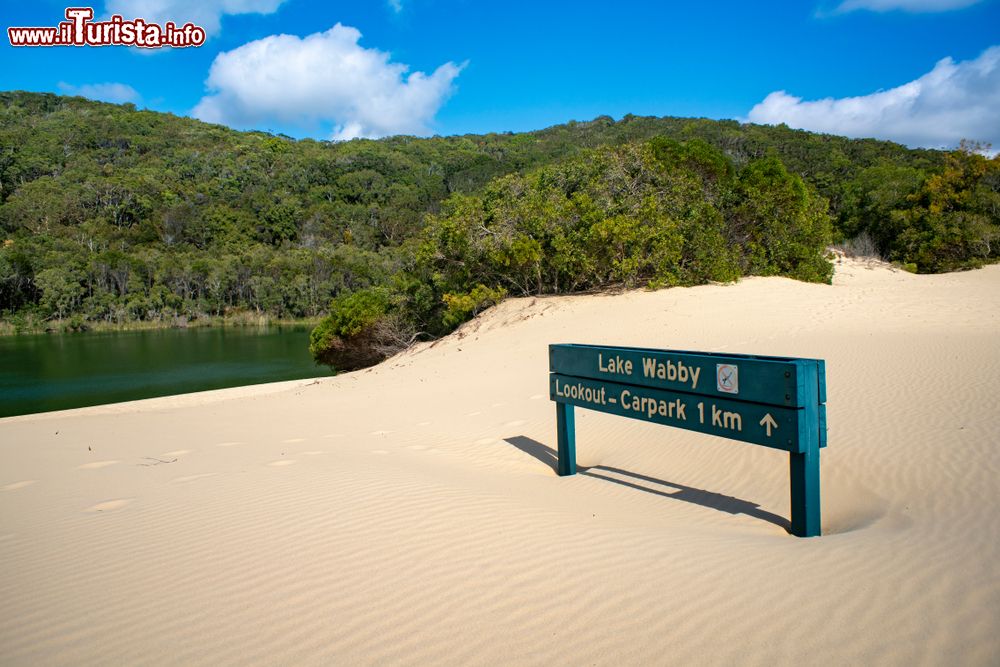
[{"left": 2, "top": 258, "right": 998, "bottom": 665}]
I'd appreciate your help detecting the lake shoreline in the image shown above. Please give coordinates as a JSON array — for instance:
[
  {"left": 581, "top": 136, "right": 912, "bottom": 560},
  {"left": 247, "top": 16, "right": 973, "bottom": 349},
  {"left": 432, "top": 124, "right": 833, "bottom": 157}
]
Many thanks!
[
  {"left": 0, "top": 325, "right": 329, "bottom": 418},
  {"left": 0, "top": 313, "right": 323, "bottom": 336},
  {"left": 0, "top": 375, "right": 327, "bottom": 424}
]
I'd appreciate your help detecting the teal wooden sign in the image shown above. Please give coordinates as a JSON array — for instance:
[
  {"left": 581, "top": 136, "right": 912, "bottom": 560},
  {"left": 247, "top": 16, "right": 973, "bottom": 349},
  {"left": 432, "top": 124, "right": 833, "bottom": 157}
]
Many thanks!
[{"left": 549, "top": 344, "right": 827, "bottom": 537}]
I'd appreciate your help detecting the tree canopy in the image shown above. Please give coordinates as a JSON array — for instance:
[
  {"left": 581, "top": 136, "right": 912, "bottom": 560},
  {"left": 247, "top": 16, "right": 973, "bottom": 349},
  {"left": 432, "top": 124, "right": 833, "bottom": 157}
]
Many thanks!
[{"left": 0, "top": 91, "right": 996, "bottom": 369}]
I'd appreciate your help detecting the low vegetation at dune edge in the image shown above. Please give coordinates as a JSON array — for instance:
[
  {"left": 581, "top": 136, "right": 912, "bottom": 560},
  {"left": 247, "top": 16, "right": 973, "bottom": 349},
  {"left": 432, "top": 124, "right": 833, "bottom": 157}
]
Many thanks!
[
  {"left": 1, "top": 92, "right": 998, "bottom": 370},
  {"left": 309, "top": 139, "right": 835, "bottom": 369}
]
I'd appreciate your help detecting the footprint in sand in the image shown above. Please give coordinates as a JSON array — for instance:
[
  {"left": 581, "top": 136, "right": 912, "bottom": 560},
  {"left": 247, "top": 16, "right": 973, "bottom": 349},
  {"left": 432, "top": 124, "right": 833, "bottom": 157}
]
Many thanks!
[
  {"left": 86, "top": 498, "right": 133, "bottom": 512},
  {"left": 3, "top": 480, "right": 36, "bottom": 491},
  {"left": 268, "top": 460, "right": 296, "bottom": 467},
  {"left": 173, "top": 473, "right": 217, "bottom": 483},
  {"left": 281, "top": 438, "right": 305, "bottom": 444},
  {"left": 215, "top": 441, "right": 243, "bottom": 448},
  {"left": 161, "top": 449, "right": 191, "bottom": 457},
  {"left": 78, "top": 460, "right": 119, "bottom": 470}
]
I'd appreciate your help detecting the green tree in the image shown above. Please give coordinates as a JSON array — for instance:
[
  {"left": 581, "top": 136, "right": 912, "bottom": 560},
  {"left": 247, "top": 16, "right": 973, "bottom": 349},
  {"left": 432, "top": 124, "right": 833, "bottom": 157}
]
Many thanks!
[
  {"left": 35, "top": 266, "right": 84, "bottom": 319},
  {"left": 309, "top": 287, "right": 413, "bottom": 371},
  {"left": 889, "top": 147, "right": 1000, "bottom": 272},
  {"left": 727, "top": 157, "right": 833, "bottom": 283}
]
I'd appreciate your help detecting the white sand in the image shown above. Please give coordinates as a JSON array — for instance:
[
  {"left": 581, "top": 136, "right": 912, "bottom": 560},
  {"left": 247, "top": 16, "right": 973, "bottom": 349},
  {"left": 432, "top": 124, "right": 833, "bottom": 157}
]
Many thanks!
[{"left": 2, "top": 258, "right": 998, "bottom": 665}]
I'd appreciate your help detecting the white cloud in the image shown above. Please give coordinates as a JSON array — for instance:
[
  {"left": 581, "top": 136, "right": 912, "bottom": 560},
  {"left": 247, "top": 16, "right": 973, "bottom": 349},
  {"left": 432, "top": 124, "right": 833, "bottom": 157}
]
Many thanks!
[
  {"left": 388, "top": 0, "right": 403, "bottom": 12},
  {"left": 746, "top": 46, "right": 1000, "bottom": 149},
  {"left": 833, "top": 0, "right": 983, "bottom": 12},
  {"left": 58, "top": 82, "right": 141, "bottom": 105},
  {"left": 192, "top": 24, "right": 464, "bottom": 140},
  {"left": 104, "top": 0, "right": 286, "bottom": 37}
]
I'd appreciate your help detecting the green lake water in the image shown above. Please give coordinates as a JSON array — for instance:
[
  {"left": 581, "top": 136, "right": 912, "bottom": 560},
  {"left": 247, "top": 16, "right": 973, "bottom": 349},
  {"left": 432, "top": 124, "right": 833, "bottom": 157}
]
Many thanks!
[{"left": 0, "top": 327, "right": 330, "bottom": 418}]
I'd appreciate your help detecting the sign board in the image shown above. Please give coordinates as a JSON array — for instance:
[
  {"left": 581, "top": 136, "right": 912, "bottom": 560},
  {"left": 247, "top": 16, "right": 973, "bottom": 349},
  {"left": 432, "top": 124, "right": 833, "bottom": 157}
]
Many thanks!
[{"left": 549, "top": 343, "right": 827, "bottom": 537}]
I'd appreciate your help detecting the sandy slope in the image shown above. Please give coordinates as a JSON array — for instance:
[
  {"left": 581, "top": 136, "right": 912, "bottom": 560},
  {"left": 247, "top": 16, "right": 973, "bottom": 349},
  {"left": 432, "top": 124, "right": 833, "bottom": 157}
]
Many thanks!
[{"left": 1, "top": 258, "right": 998, "bottom": 665}]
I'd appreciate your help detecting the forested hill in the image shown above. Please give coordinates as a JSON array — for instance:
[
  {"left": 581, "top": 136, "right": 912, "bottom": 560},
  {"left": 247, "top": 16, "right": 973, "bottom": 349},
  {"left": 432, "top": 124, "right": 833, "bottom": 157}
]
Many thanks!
[{"left": 1, "top": 91, "right": 997, "bottom": 366}]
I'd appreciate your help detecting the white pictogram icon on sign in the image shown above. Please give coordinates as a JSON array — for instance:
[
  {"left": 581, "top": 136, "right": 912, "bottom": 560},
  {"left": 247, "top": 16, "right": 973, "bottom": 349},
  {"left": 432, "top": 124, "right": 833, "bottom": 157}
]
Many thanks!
[{"left": 716, "top": 364, "right": 738, "bottom": 394}]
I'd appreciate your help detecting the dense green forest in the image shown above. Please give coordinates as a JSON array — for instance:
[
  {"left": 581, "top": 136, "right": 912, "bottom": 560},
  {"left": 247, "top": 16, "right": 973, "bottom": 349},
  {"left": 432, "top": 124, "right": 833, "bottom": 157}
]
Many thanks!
[{"left": 1, "top": 91, "right": 997, "bottom": 369}]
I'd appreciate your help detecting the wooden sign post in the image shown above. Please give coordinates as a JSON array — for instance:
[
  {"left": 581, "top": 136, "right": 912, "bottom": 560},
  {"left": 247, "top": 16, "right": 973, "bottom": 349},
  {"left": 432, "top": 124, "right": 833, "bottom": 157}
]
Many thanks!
[{"left": 549, "top": 344, "right": 826, "bottom": 537}]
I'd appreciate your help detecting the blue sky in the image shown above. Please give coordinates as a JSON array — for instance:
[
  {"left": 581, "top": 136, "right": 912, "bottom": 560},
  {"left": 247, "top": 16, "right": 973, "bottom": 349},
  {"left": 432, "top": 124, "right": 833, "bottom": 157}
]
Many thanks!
[{"left": 2, "top": 0, "right": 998, "bottom": 147}]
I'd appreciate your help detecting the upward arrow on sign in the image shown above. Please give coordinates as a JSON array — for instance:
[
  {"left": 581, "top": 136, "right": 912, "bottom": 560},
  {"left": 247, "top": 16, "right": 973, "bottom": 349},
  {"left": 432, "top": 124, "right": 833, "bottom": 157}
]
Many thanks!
[{"left": 760, "top": 413, "right": 778, "bottom": 437}]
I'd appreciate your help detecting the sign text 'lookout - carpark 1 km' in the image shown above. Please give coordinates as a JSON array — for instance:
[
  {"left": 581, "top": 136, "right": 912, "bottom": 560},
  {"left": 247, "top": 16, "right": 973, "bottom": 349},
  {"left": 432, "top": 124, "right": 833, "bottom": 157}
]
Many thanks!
[{"left": 549, "top": 344, "right": 827, "bottom": 537}]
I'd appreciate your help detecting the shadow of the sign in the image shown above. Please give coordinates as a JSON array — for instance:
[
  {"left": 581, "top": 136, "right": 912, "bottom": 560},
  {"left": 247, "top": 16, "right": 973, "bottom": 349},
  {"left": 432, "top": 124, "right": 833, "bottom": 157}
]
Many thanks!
[{"left": 504, "top": 435, "right": 790, "bottom": 533}]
